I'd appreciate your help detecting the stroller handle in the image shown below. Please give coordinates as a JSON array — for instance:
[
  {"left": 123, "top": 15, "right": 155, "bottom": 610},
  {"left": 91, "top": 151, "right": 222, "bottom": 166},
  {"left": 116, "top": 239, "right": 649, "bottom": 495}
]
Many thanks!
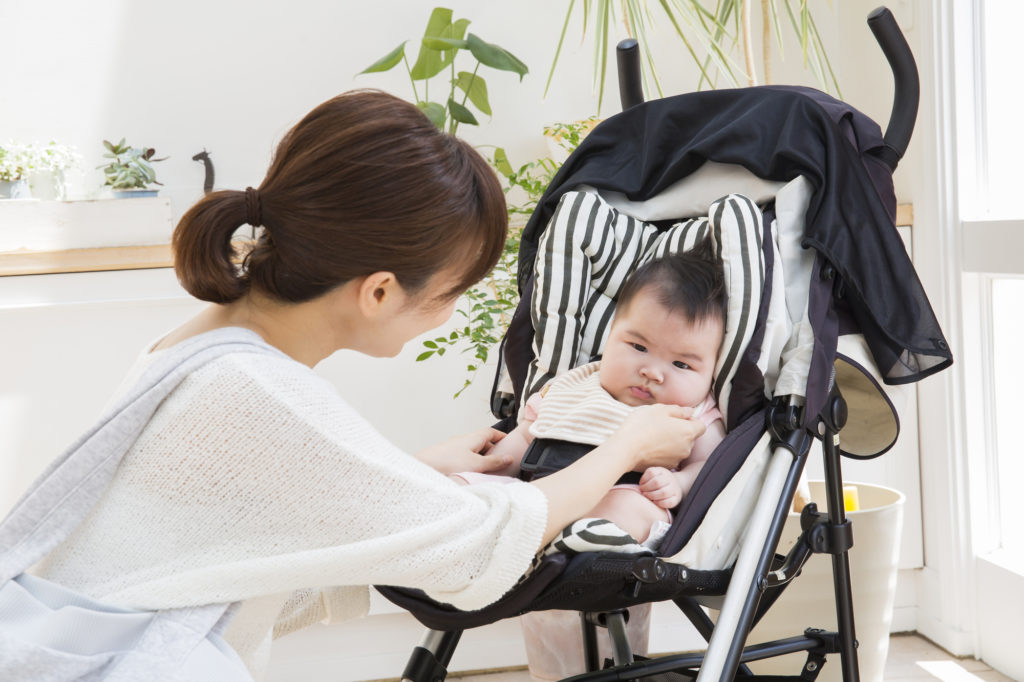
[
  {"left": 616, "top": 38, "right": 645, "bottom": 111},
  {"left": 614, "top": 6, "right": 919, "bottom": 170},
  {"left": 867, "top": 6, "right": 920, "bottom": 170}
]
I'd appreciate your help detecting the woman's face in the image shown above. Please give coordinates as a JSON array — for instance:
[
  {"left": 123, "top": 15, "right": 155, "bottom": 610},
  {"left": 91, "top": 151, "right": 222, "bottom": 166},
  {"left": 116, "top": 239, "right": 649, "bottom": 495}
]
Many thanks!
[
  {"left": 599, "top": 288, "right": 723, "bottom": 408},
  {"left": 362, "top": 269, "right": 461, "bottom": 358}
]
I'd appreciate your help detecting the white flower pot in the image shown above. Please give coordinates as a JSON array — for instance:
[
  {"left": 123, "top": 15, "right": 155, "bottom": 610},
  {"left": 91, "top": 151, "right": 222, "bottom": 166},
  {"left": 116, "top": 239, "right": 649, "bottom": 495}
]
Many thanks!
[
  {"left": 0, "top": 179, "right": 31, "bottom": 200},
  {"left": 0, "top": 197, "right": 172, "bottom": 252}
]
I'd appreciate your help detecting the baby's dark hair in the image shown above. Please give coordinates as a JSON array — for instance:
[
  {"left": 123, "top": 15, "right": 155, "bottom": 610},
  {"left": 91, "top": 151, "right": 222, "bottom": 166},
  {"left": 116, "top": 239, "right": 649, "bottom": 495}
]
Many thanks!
[{"left": 616, "top": 238, "right": 727, "bottom": 326}]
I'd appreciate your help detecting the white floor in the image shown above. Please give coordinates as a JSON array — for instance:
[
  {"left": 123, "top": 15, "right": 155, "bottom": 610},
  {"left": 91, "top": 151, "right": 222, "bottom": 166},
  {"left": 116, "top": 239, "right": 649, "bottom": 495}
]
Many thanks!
[{"left": 443, "top": 635, "right": 1015, "bottom": 682}]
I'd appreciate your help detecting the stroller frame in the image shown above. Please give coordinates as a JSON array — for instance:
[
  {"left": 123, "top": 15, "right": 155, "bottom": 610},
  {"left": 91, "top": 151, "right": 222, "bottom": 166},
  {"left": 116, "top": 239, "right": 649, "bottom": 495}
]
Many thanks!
[
  {"left": 402, "top": 392, "right": 854, "bottom": 682},
  {"left": 399, "top": 7, "right": 919, "bottom": 682}
]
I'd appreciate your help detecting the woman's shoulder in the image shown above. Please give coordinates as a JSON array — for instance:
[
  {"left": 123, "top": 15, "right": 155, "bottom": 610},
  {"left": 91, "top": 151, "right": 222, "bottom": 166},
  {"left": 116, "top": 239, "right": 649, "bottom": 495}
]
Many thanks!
[{"left": 186, "top": 339, "right": 332, "bottom": 400}]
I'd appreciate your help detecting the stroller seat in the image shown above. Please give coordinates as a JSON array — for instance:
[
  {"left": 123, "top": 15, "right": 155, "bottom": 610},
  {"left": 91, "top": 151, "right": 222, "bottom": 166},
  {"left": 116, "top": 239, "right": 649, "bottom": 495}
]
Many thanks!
[
  {"left": 380, "top": 168, "right": 808, "bottom": 617},
  {"left": 379, "top": 9, "right": 951, "bottom": 682}
]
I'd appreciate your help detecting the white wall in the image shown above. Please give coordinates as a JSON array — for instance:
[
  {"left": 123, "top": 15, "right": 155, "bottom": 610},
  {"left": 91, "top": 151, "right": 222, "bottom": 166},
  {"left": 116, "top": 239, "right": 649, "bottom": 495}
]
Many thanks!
[
  {"left": 1, "top": 0, "right": 938, "bottom": 677},
  {"left": 1, "top": 0, "right": 914, "bottom": 222}
]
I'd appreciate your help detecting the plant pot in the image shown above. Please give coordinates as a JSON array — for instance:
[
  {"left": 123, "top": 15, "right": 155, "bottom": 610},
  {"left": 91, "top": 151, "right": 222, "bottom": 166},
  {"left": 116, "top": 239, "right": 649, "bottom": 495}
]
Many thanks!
[
  {"left": 0, "top": 179, "right": 32, "bottom": 200},
  {"left": 27, "top": 170, "right": 69, "bottom": 201},
  {"left": 112, "top": 188, "right": 158, "bottom": 198},
  {"left": 744, "top": 481, "right": 905, "bottom": 682}
]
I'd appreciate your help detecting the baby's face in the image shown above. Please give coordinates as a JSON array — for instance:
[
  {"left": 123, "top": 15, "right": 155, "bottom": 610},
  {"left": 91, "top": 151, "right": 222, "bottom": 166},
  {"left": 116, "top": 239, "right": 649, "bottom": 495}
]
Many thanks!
[{"left": 599, "top": 290, "right": 723, "bottom": 408}]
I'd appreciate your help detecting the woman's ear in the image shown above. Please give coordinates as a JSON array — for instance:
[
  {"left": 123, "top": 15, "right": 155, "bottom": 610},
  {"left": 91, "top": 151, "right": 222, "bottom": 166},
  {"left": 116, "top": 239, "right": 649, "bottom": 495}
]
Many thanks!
[{"left": 356, "top": 271, "right": 401, "bottom": 317}]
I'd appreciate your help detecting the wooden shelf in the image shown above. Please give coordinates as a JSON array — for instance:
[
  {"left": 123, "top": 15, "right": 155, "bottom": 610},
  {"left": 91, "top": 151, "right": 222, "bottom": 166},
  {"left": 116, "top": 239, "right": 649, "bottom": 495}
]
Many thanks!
[
  {"left": 896, "top": 203, "right": 912, "bottom": 227},
  {"left": 0, "top": 244, "right": 174, "bottom": 277},
  {"left": 0, "top": 205, "right": 914, "bottom": 277}
]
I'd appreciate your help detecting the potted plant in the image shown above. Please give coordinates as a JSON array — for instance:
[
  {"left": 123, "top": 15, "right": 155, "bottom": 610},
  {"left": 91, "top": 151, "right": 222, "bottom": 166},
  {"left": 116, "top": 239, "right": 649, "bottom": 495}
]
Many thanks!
[
  {"left": 357, "top": 6, "right": 528, "bottom": 135},
  {"left": 0, "top": 142, "right": 34, "bottom": 199},
  {"left": 547, "top": 0, "right": 840, "bottom": 111},
  {"left": 30, "top": 141, "right": 81, "bottom": 200},
  {"left": 416, "top": 119, "right": 597, "bottom": 397},
  {"left": 99, "top": 139, "right": 167, "bottom": 198}
]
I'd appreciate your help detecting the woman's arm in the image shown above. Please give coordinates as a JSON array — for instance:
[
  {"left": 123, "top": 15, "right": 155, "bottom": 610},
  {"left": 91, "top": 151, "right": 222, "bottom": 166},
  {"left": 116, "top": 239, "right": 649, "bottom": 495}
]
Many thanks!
[
  {"left": 529, "top": 404, "right": 705, "bottom": 545},
  {"left": 414, "top": 426, "right": 513, "bottom": 475},
  {"left": 419, "top": 392, "right": 543, "bottom": 479}
]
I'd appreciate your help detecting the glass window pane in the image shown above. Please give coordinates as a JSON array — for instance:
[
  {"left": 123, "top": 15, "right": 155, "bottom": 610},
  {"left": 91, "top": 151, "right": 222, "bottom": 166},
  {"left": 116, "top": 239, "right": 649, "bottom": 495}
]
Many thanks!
[
  {"left": 981, "top": 5, "right": 1024, "bottom": 218},
  {"left": 992, "top": 277, "right": 1024, "bottom": 558}
]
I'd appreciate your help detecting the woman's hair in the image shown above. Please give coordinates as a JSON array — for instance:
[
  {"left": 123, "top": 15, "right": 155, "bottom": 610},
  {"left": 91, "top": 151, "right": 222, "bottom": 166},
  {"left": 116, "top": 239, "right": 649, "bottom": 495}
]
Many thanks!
[
  {"left": 173, "top": 90, "right": 507, "bottom": 305},
  {"left": 615, "top": 238, "right": 727, "bottom": 326}
]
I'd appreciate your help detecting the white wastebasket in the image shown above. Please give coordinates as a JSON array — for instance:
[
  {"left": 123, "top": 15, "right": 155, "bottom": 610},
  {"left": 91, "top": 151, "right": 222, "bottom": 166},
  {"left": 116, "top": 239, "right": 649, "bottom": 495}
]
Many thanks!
[{"left": 745, "top": 481, "right": 905, "bottom": 682}]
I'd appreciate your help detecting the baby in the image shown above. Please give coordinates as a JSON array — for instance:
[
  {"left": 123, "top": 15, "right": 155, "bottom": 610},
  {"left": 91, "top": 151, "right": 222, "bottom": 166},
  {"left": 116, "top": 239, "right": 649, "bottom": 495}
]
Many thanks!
[{"left": 456, "top": 243, "right": 727, "bottom": 549}]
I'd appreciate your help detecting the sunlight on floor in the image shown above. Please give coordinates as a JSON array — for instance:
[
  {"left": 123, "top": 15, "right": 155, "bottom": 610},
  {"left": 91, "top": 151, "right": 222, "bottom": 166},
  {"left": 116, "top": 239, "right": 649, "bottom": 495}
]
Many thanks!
[{"left": 916, "top": 660, "right": 988, "bottom": 681}]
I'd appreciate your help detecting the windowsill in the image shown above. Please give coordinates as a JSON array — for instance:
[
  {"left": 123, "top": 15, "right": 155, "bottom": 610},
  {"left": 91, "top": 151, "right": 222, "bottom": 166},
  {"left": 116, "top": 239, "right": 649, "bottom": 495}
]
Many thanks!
[
  {"left": 978, "top": 548, "right": 1024, "bottom": 576},
  {"left": 0, "top": 204, "right": 914, "bottom": 277}
]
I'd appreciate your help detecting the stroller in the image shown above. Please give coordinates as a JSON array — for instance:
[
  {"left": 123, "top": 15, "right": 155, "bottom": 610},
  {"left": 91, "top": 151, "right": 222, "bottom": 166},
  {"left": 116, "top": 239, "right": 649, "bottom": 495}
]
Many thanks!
[{"left": 379, "top": 7, "right": 951, "bottom": 682}]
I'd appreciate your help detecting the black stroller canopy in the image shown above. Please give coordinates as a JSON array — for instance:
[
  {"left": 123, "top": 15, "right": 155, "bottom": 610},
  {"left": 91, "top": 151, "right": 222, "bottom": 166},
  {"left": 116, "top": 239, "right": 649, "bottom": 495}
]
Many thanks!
[{"left": 517, "top": 86, "right": 952, "bottom": 397}]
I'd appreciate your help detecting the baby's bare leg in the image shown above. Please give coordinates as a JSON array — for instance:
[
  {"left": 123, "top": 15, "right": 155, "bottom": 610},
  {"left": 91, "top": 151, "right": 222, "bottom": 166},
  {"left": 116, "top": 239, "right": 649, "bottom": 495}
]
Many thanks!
[{"left": 588, "top": 488, "right": 670, "bottom": 543}]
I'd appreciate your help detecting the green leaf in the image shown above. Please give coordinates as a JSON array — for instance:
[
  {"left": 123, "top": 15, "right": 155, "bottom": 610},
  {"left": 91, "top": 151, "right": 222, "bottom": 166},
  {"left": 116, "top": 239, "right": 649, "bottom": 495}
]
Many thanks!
[
  {"left": 454, "top": 71, "right": 491, "bottom": 116},
  {"left": 423, "top": 37, "right": 467, "bottom": 50},
  {"left": 409, "top": 7, "right": 455, "bottom": 80},
  {"left": 423, "top": 340, "right": 438, "bottom": 349},
  {"left": 416, "top": 351, "right": 435, "bottom": 361},
  {"left": 466, "top": 33, "right": 528, "bottom": 80},
  {"left": 447, "top": 98, "right": 479, "bottom": 125},
  {"left": 417, "top": 101, "right": 447, "bottom": 128},
  {"left": 358, "top": 41, "right": 408, "bottom": 74},
  {"left": 493, "top": 147, "right": 514, "bottom": 177},
  {"left": 544, "top": 0, "right": 576, "bottom": 97}
]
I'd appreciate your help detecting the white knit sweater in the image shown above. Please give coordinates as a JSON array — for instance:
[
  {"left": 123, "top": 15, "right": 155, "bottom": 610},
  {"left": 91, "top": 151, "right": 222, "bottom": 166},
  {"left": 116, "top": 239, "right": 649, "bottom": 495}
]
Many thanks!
[{"left": 34, "top": 328, "right": 548, "bottom": 679}]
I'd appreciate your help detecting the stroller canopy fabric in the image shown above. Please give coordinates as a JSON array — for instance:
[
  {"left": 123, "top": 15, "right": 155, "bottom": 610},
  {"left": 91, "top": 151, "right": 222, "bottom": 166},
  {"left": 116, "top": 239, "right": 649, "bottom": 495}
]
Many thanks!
[{"left": 517, "top": 86, "right": 952, "bottom": 393}]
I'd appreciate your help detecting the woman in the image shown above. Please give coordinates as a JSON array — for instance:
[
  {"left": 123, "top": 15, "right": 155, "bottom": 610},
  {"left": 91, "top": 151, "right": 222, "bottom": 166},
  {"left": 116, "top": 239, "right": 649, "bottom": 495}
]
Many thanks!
[{"left": 33, "top": 90, "right": 705, "bottom": 679}]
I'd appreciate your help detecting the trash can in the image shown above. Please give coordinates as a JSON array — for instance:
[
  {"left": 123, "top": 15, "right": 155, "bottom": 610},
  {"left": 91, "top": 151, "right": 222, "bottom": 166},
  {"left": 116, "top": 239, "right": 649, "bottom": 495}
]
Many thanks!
[
  {"left": 520, "top": 603, "right": 651, "bottom": 682},
  {"left": 745, "top": 481, "right": 905, "bottom": 682}
]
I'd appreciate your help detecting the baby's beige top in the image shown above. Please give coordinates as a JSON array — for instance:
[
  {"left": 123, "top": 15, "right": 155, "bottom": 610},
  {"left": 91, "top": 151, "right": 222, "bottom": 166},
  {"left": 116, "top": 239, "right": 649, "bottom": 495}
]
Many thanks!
[{"left": 529, "top": 362, "right": 717, "bottom": 445}]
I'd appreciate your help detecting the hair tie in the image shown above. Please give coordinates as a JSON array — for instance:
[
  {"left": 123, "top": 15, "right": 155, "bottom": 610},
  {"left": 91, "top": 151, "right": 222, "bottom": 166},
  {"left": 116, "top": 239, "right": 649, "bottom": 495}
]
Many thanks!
[{"left": 244, "top": 187, "right": 263, "bottom": 227}]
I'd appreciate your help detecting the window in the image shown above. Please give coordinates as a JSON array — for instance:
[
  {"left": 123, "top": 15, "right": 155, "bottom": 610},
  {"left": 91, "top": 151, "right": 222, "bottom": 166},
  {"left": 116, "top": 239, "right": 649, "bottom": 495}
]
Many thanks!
[
  {"left": 943, "top": 2, "right": 1024, "bottom": 676},
  {"left": 960, "top": 2, "right": 1024, "bottom": 563},
  {"left": 991, "top": 279, "right": 1024, "bottom": 560},
  {"left": 976, "top": 4, "right": 1024, "bottom": 220}
]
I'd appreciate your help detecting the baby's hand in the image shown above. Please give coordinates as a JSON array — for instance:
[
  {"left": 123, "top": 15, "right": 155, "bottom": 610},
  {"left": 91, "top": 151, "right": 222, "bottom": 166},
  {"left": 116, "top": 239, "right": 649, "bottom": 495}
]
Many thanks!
[{"left": 638, "top": 467, "right": 684, "bottom": 509}]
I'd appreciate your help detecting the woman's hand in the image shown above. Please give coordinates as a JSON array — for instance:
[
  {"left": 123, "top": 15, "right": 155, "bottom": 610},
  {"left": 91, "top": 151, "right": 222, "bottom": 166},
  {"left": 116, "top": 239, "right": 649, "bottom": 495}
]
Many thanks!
[
  {"left": 415, "top": 427, "right": 512, "bottom": 476},
  {"left": 639, "top": 467, "right": 684, "bottom": 509},
  {"left": 607, "top": 404, "right": 706, "bottom": 472},
  {"left": 529, "top": 404, "right": 705, "bottom": 546}
]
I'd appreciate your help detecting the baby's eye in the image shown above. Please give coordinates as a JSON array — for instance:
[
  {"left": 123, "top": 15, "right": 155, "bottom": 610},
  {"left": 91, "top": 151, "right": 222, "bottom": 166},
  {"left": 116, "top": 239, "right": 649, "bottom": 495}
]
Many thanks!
[
  {"left": 631, "top": 343, "right": 647, "bottom": 353},
  {"left": 673, "top": 361, "right": 691, "bottom": 370}
]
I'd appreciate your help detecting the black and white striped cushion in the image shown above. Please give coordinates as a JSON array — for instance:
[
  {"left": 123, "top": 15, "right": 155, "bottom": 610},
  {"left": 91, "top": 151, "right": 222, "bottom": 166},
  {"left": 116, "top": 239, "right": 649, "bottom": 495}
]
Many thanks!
[
  {"left": 526, "top": 190, "right": 765, "bottom": 426},
  {"left": 542, "top": 518, "right": 651, "bottom": 557}
]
